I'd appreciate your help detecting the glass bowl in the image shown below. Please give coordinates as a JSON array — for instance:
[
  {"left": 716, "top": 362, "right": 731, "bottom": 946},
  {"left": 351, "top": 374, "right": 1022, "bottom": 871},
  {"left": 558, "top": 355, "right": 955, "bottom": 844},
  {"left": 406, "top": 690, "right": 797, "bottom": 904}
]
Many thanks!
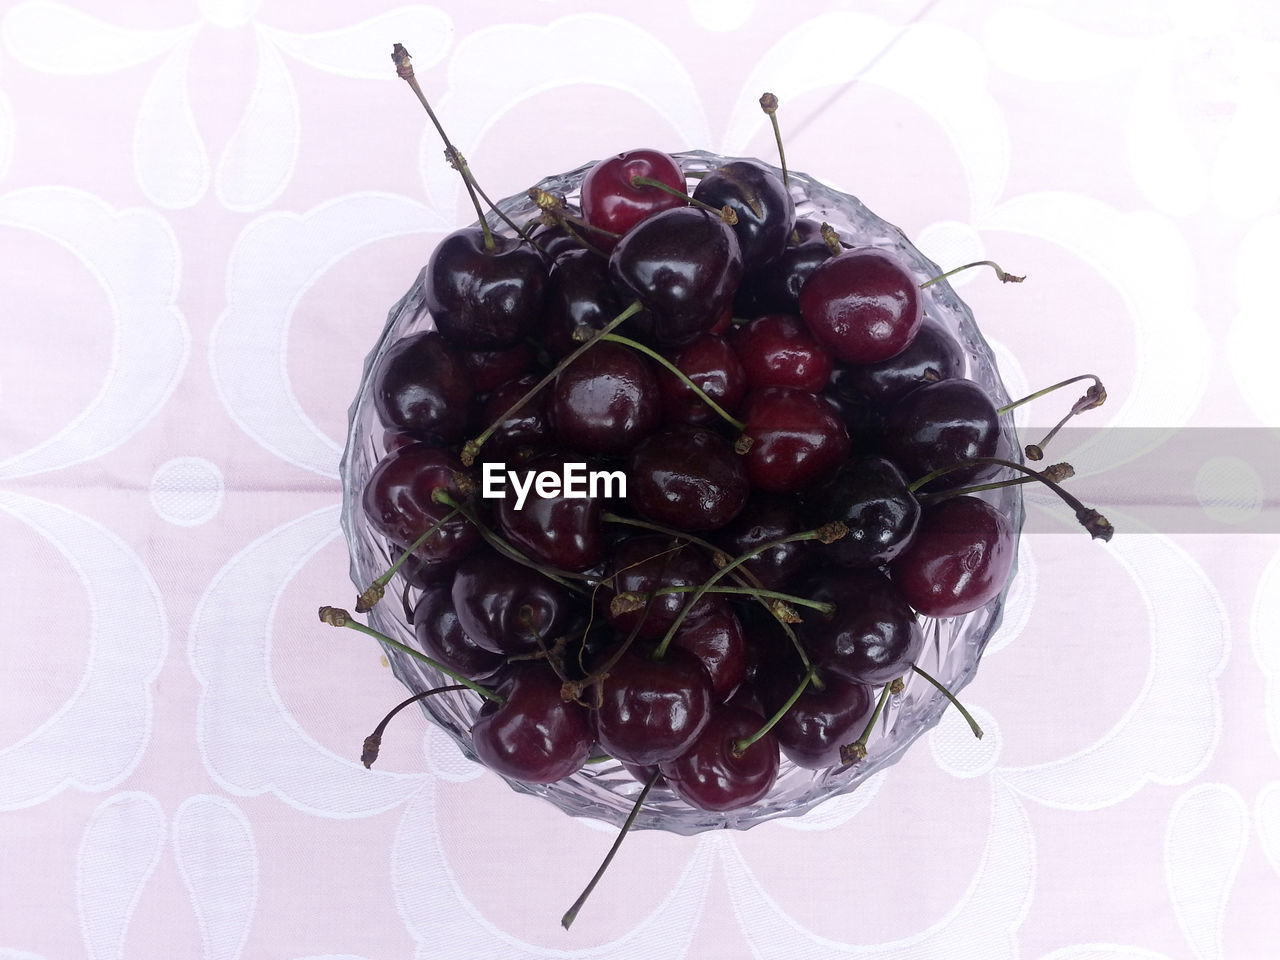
[{"left": 340, "top": 151, "right": 1024, "bottom": 835}]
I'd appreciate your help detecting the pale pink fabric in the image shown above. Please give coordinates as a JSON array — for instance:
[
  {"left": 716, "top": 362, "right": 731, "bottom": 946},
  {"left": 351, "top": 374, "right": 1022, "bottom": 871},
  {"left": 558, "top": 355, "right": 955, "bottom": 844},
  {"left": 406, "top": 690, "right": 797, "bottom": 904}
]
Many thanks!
[{"left": 1, "top": 1, "right": 1277, "bottom": 957}]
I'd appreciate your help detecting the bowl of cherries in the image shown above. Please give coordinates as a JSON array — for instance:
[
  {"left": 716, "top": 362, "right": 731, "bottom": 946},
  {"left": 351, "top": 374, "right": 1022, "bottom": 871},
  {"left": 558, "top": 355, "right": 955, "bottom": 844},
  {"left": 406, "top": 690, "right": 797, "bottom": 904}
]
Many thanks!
[{"left": 323, "top": 46, "right": 1111, "bottom": 928}]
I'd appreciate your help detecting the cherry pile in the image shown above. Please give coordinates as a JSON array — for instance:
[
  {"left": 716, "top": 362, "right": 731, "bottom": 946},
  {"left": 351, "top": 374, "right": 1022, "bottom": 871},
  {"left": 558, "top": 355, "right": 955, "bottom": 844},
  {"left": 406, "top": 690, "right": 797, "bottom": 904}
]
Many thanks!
[{"left": 323, "top": 53, "right": 1116, "bottom": 924}]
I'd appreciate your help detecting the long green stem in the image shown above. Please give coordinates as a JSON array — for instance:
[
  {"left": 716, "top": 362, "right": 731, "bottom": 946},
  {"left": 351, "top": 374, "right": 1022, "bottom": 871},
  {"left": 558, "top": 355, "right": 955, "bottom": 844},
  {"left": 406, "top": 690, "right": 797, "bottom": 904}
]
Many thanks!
[
  {"left": 462, "top": 300, "right": 643, "bottom": 465},
  {"left": 356, "top": 507, "right": 462, "bottom": 611},
  {"left": 362, "top": 684, "right": 468, "bottom": 768},
  {"left": 840, "top": 681, "right": 894, "bottom": 764},
  {"left": 919, "top": 260, "right": 1024, "bottom": 289},
  {"left": 732, "top": 669, "right": 814, "bottom": 755},
  {"left": 911, "top": 665, "right": 983, "bottom": 739},
  {"left": 318, "top": 606, "right": 502, "bottom": 703},
  {"left": 599, "top": 332, "right": 746, "bottom": 432},
  {"left": 562, "top": 770, "right": 660, "bottom": 929}
]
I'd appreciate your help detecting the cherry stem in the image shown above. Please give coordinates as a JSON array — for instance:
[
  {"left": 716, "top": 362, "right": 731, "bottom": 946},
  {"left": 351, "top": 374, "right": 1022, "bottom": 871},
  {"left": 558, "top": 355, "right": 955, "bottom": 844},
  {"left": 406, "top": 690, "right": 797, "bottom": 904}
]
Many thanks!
[
  {"left": 732, "top": 668, "right": 815, "bottom": 756},
  {"left": 362, "top": 684, "right": 468, "bottom": 768},
  {"left": 919, "top": 260, "right": 1025, "bottom": 289},
  {"left": 391, "top": 44, "right": 498, "bottom": 251},
  {"left": 598, "top": 512, "right": 818, "bottom": 677},
  {"left": 841, "top": 680, "right": 895, "bottom": 764},
  {"left": 652, "top": 523, "right": 847, "bottom": 660},
  {"left": 355, "top": 506, "right": 462, "bottom": 612},
  {"left": 910, "top": 664, "right": 983, "bottom": 739},
  {"left": 462, "top": 299, "right": 644, "bottom": 464},
  {"left": 561, "top": 769, "right": 660, "bottom": 929},
  {"left": 648, "top": 583, "right": 835, "bottom": 615},
  {"left": 916, "top": 462, "right": 1074, "bottom": 500},
  {"left": 318, "top": 606, "right": 503, "bottom": 703},
  {"left": 998, "top": 376, "right": 1107, "bottom": 461},
  {"left": 758, "top": 92, "right": 788, "bottom": 188},
  {"left": 627, "top": 175, "right": 737, "bottom": 224},
  {"left": 596, "top": 332, "right": 747, "bottom": 432},
  {"left": 911, "top": 456, "right": 1113, "bottom": 541}
]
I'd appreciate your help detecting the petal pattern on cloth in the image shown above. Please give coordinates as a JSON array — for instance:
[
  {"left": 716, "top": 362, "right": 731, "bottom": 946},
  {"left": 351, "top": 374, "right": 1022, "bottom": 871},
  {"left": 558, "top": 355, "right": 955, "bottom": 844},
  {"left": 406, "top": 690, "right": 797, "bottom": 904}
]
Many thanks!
[
  {"left": 0, "top": 495, "right": 166, "bottom": 810},
  {"left": 172, "top": 795, "right": 259, "bottom": 960},
  {"left": 212, "top": 193, "right": 445, "bottom": 477},
  {"left": 76, "top": 792, "right": 167, "bottom": 960},
  {"left": 189, "top": 506, "right": 426, "bottom": 816},
  {"left": 390, "top": 778, "right": 713, "bottom": 958},
  {"left": 2, "top": 1, "right": 191, "bottom": 74},
  {"left": 419, "top": 14, "right": 709, "bottom": 220},
  {"left": 261, "top": 7, "right": 454, "bottom": 80},
  {"left": 998, "top": 535, "right": 1226, "bottom": 810},
  {"left": 722, "top": 779, "right": 1035, "bottom": 958},
  {"left": 1163, "top": 783, "right": 1248, "bottom": 960},
  {"left": 134, "top": 31, "right": 210, "bottom": 209},
  {"left": 0, "top": 188, "right": 186, "bottom": 480},
  {"left": 215, "top": 29, "right": 299, "bottom": 212}
]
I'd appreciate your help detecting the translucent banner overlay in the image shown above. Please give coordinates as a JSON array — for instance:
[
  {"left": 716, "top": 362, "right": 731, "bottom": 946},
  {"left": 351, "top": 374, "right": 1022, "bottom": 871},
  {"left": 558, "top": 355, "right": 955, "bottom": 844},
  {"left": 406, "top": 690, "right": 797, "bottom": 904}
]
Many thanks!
[{"left": 985, "top": 427, "right": 1280, "bottom": 534}]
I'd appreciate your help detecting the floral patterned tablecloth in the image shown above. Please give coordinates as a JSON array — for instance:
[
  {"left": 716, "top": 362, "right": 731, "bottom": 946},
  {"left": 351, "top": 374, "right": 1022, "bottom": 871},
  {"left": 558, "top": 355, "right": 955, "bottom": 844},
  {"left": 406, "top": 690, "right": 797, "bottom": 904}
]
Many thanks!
[{"left": 2, "top": 1, "right": 1277, "bottom": 957}]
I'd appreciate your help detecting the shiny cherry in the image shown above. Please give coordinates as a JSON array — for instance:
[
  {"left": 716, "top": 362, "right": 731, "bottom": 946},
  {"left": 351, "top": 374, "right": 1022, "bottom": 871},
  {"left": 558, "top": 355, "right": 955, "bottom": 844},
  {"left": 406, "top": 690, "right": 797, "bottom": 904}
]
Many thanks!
[
  {"left": 591, "top": 644, "right": 713, "bottom": 766},
  {"left": 495, "top": 452, "right": 608, "bottom": 572},
  {"left": 451, "top": 548, "right": 575, "bottom": 655},
  {"left": 740, "top": 387, "right": 850, "bottom": 493},
  {"left": 691, "top": 159, "right": 795, "bottom": 269},
  {"left": 811, "top": 456, "right": 919, "bottom": 567},
  {"left": 424, "top": 227, "right": 547, "bottom": 350},
  {"left": 658, "top": 703, "right": 779, "bottom": 811},
  {"left": 372, "top": 330, "right": 473, "bottom": 443},
  {"left": 580, "top": 148, "right": 689, "bottom": 248},
  {"left": 412, "top": 585, "right": 504, "bottom": 681},
  {"left": 731, "top": 313, "right": 833, "bottom": 393},
  {"left": 798, "top": 247, "right": 923, "bottom": 363},
  {"left": 800, "top": 568, "right": 923, "bottom": 685},
  {"left": 829, "top": 316, "right": 965, "bottom": 406},
  {"left": 734, "top": 218, "right": 833, "bottom": 317},
  {"left": 471, "top": 663, "right": 594, "bottom": 783},
  {"left": 627, "top": 424, "right": 749, "bottom": 531},
  {"left": 881, "top": 378, "right": 1001, "bottom": 488},
  {"left": 656, "top": 333, "right": 746, "bottom": 426},
  {"left": 759, "top": 665, "right": 875, "bottom": 769},
  {"left": 713, "top": 493, "right": 813, "bottom": 590},
  {"left": 609, "top": 206, "right": 744, "bottom": 346},
  {"left": 889, "top": 494, "right": 1015, "bottom": 618},
  {"left": 550, "top": 339, "right": 661, "bottom": 453}
]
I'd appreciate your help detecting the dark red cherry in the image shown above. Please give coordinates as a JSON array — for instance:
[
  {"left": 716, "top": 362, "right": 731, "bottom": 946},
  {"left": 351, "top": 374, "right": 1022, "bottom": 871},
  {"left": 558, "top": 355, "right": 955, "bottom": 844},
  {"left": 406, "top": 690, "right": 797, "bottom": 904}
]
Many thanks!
[
  {"left": 829, "top": 317, "right": 965, "bottom": 406},
  {"left": 658, "top": 703, "right": 779, "bottom": 811},
  {"left": 800, "top": 568, "right": 923, "bottom": 685},
  {"left": 542, "top": 248, "right": 623, "bottom": 359},
  {"left": 425, "top": 227, "right": 547, "bottom": 350},
  {"left": 740, "top": 387, "right": 850, "bottom": 493},
  {"left": 602, "top": 535, "right": 722, "bottom": 640},
  {"left": 881, "top": 378, "right": 1001, "bottom": 488},
  {"left": 656, "top": 333, "right": 746, "bottom": 426},
  {"left": 372, "top": 330, "right": 473, "bottom": 443},
  {"left": 734, "top": 218, "right": 833, "bottom": 317},
  {"left": 550, "top": 340, "right": 661, "bottom": 453},
  {"left": 731, "top": 313, "right": 833, "bottom": 393},
  {"left": 798, "top": 248, "right": 923, "bottom": 363},
  {"left": 451, "top": 549, "right": 574, "bottom": 656},
  {"left": 592, "top": 644, "right": 713, "bottom": 766},
  {"left": 609, "top": 206, "right": 744, "bottom": 346},
  {"left": 459, "top": 341, "right": 536, "bottom": 394},
  {"left": 889, "top": 495, "right": 1015, "bottom": 618},
  {"left": 669, "top": 604, "right": 748, "bottom": 703},
  {"left": 811, "top": 456, "right": 919, "bottom": 567},
  {"left": 412, "top": 585, "right": 504, "bottom": 681},
  {"left": 713, "top": 493, "right": 813, "bottom": 590},
  {"left": 580, "top": 148, "right": 689, "bottom": 248},
  {"left": 471, "top": 663, "right": 594, "bottom": 784},
  {"left": 759, "top": 665, "right": 875, "bottom": 769},
  {"left": 691, "top": 160, "right": 795, "bottom": 269},
  {"left": 475, "top": 373, "right": 554, "bottom": 463},
  {"left": 627, "top": 425, "right": 749, "bottom": 531},
  {"left": 493, "top": 452, "right": 608, "bottom": 572},
  {"left": 361, "top": 443, "right": 479, "bottom": 575}
]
